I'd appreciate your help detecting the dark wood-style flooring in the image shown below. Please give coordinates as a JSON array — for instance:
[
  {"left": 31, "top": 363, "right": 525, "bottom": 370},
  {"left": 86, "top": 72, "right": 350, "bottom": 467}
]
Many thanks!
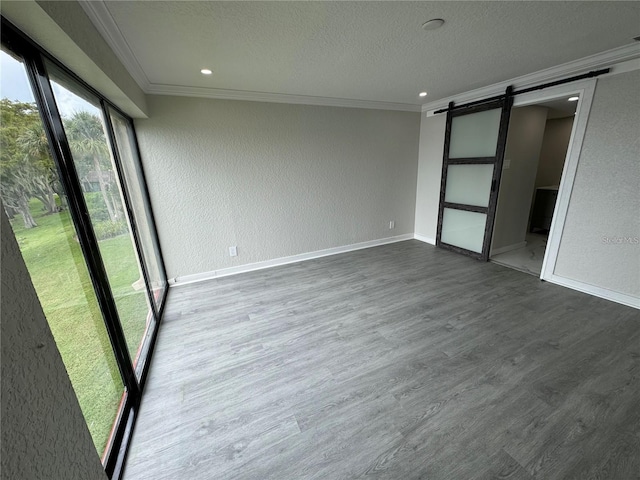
[{"left": 124, "top": 240, "right": 640, "bottom": 480}]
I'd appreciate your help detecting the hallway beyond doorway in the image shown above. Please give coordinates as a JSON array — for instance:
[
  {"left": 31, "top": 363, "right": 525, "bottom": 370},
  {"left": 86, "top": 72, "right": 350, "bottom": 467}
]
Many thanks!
[{"left": 491, "top": 232, "right": 547, "bottom": 276}]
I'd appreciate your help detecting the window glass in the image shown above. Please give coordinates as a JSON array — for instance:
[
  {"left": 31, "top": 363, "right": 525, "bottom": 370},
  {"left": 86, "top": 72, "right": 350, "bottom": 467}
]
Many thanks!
[
  {"left": 0, "top": 48, "right": 124, "bottom": 457},
  {"left": 108, "top": 109, "right": 167, "bottom": 318},
  {"left": 46, "top": 61, "right": 154, "bottom": 370}
]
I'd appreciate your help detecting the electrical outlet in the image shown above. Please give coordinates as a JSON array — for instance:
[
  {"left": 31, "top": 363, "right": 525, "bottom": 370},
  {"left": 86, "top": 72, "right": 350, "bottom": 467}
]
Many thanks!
[
  {"left": 389, "top": 221, "right": 395, "bottom": 229},
  {"left": 503, "top": 158, "right": 511, "bottom": 169},
  {"left": 229, "top": 246, "right": 238, "bottom": 257}
]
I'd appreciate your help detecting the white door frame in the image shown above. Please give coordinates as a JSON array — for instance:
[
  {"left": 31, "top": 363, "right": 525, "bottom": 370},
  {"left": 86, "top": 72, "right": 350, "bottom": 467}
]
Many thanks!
[{"left": 510, "top": 78, "right": 597, "bottom": 282}]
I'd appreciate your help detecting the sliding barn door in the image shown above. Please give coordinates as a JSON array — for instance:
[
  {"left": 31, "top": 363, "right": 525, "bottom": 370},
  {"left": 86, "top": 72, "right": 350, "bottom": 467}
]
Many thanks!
[{"left": 436, "top": 91, "right": 513, "bottom": 260}]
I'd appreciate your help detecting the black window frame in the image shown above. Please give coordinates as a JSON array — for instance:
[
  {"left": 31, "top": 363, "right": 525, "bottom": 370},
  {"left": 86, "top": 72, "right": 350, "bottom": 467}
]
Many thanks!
[{"left": 1, "top": 17, "right": 168, "bottom": 479}]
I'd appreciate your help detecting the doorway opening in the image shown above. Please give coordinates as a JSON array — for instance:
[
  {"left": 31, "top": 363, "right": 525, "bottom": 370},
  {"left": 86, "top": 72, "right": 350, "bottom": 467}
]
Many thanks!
[{"left": 490, "top": 96, "right": 578, "bottom": 276}]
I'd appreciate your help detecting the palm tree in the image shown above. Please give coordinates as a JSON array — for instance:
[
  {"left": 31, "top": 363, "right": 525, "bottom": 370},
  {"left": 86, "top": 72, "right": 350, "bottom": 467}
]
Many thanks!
[
  {"left": 65, "top": 111, "right": 119, "bottom": 222},
  {"left": 18, "top": 122, "right": 60, "bottom": 214}
]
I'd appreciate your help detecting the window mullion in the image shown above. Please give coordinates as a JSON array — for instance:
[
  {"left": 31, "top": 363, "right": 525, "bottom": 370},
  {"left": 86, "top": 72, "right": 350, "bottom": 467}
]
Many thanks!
[{"left": 25, "top": 47, "right": 139, "bottom": 397}]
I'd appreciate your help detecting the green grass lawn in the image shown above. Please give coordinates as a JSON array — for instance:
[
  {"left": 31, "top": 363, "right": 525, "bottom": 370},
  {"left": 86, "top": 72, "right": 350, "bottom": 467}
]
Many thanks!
[{"left": 10, "top": 198, "right": 150, "bottom": 456}]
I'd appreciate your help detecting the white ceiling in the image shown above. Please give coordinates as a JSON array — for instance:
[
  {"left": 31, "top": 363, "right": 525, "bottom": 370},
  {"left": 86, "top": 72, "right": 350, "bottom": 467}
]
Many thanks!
[
  {"left": 85, "top": 1, "right": 640, "bottom": 110},
  {"left": 534, "top": 97, "right": 578, "bottom": 119}
]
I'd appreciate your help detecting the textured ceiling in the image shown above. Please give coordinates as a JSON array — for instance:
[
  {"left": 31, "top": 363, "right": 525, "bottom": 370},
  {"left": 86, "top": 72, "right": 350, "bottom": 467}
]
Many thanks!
[{"left": 96, "top": 1, "right": 640, "bottom": 108}]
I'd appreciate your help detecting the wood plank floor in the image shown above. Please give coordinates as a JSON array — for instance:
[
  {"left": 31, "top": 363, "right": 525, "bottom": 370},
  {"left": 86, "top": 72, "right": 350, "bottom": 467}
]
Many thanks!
[{"left": 123, "top": 240, "right": 640, "bottom": 480}]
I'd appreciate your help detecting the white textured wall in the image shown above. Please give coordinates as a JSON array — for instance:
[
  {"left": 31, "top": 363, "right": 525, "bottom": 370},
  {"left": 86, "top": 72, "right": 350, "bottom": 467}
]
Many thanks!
[
  {"left": 414, "top": 113, "right": 446, "bottom": 242},
  {"left": 0, "top": 208, "right": 107, "bottom": 480},
  {"left": 135, "top": 96, "right": 420, "bottom": 279},
  {"left": 492, "top": 106, "right": 548, "bottom": 251},
  {"left": 535, "top": 116, "right": 574, "bottom": 189},
  {"left": 554, "top": 70, "right": 640, "bottom": 298}
]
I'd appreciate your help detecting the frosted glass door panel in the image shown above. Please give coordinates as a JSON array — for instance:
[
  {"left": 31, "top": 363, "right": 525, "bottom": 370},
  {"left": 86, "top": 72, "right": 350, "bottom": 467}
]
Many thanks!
[
  {"left": 449, "top": 108, "right": 501, "bottom": 158},
  {"left": 444, "top": 164, "right": 494, "bottom": 207},
  {"left": 441, "top": 208, "right": 487, "bottom": 253}
]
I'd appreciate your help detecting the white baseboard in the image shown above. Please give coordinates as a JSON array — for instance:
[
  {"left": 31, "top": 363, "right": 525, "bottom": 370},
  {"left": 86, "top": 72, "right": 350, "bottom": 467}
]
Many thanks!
[
  {"left": 167, "top": 233, "right": 639, "bottom": 310},
  {"left": 546, "top": 274, "right": 640, "bottom": 310},
  {"left": 491, "top": 241, "right": 527, "bottom": 256},
  {"left": 414, "top": 234, "right": 436, "bottom": 245},
  {"left": 169, "top": 233, "right": 415, "bottom": 286}
]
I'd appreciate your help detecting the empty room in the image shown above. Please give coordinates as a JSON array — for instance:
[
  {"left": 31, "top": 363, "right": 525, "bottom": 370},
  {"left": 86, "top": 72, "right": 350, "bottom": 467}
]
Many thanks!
[{"left": 1, "top": 2, "right": 639, "bottom": 480}]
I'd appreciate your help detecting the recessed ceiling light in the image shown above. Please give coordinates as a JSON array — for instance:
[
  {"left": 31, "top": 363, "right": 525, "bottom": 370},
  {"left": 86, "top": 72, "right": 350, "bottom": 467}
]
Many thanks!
[
  {"left": 200, "top": 68, "right": 213, "bottom": 75},
  {"left": 419, "top": 91, "right": 428, "bottom": 97},
  {"left": 568, "top": 96, "right": 579, "bottom": 102},
  {"left": 422, "top": 19, "right": 445, "bottom": 31}
]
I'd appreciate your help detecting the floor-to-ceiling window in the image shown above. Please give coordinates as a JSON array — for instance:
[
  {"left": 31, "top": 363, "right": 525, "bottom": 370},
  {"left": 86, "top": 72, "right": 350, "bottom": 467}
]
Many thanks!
[
  {"left": 1, "top": 18, "right": 167, "bottom": 479},
  {"left": 47, "top": 62, "right": 157, "bottom": 372}
]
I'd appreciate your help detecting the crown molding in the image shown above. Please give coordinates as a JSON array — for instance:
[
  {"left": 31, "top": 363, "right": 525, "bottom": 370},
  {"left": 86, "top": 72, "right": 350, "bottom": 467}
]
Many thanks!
[
  {"left": 78, "top": 0, "right": 421, "bottom": 112},
  {"left": 146, "top": 84, "right": 422, "bottom": 111},
  {"left": 79, "top": 0, "right": 638, "bottom": 114},
  {"left": 78, "top": 0, "right": 150, "bottom": 91},
  {"left": 422, "top": 43, "right": 640, "bottom": 114}
]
